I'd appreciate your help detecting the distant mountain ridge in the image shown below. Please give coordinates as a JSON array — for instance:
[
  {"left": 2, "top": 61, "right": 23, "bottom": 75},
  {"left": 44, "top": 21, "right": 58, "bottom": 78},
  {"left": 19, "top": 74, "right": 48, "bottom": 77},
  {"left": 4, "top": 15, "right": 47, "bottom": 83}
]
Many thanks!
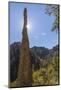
[{"left": 10, "top": 42, "right": 59, "bottom": 82}]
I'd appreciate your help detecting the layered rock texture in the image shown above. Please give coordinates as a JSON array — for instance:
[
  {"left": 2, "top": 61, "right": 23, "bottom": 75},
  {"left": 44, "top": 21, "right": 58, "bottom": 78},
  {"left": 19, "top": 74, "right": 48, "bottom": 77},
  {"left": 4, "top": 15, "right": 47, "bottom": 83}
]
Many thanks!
[{"left": 17, "top": 8, "right": 32, "bottom": 87}]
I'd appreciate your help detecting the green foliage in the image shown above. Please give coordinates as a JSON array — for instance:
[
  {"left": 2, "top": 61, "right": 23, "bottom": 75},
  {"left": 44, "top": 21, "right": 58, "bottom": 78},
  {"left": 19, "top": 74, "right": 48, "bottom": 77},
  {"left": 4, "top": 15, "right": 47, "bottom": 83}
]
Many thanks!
[
  {"left": 32, "top": 54, "right": 59, "bottom": 86},
  {"left": 10, "top": 54, "right": 59, "bottom": 87},
  {"left": 32, "top": 68, "right": 48, "bottom": 86},
  {"left": 10, "top": 43, "right": 59, "bottom": 87},
  {"left": 45, "top": 5, "right": 59, "bottom": 32},
  {"left": 10, "top": 79, "right": 17, "bottom": 88}
]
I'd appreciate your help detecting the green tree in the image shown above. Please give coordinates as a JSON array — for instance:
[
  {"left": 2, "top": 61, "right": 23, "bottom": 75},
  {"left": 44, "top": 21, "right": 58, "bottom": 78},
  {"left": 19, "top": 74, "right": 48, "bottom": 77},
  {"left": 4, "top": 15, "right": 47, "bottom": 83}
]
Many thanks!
[{"left": 45, "top": 5, "right": 59, "bottom": 32}]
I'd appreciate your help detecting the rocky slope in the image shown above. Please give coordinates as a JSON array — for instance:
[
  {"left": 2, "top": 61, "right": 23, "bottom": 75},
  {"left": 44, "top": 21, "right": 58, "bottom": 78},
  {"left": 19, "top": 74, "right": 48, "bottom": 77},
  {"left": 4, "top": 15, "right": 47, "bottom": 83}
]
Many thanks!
[{"left": 10, "top": 42, "right": 59, "bottom": 82}]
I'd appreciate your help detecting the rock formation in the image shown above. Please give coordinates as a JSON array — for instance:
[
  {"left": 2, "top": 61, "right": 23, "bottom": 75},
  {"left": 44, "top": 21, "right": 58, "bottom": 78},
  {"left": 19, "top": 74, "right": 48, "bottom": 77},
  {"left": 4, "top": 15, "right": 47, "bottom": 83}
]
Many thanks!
[{"left": 17, "top": 8, "right": 32, "bottom": 87}]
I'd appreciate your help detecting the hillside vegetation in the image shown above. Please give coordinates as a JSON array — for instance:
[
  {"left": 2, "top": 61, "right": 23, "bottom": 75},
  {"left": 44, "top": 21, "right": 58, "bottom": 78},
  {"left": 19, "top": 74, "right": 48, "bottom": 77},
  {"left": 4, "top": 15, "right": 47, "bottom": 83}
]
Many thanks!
[{"left": 10, "top": 42, "right": 59, "bottom": 87}]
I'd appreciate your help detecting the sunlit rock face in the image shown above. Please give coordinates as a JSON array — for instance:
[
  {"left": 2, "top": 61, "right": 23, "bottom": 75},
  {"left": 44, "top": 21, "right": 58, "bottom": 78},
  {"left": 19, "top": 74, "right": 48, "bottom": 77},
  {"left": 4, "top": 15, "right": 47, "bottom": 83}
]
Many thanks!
[{"left": 17, "top": 8, "right": 32, "bottom": 87}]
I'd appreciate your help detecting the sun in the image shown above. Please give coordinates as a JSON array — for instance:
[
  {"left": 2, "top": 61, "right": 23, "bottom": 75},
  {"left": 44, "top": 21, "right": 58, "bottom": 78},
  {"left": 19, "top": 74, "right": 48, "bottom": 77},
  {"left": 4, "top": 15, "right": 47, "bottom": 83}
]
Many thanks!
[
  {"left": 26, "top": 24, "right": 30, "bottom": 29},
  {"left": 26, "top": 23, "right": 31, "bottom": 33},
  {"left": 20, "top": 19, "right": 31, "bottom": 33}
]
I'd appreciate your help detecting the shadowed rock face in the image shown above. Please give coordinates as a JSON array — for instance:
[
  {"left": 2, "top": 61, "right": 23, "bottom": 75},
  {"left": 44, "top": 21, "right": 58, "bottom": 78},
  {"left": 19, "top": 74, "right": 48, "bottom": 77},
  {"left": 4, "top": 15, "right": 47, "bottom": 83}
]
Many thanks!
[{"left": 17, "top": 8, "right": 32, "bottom": 87}]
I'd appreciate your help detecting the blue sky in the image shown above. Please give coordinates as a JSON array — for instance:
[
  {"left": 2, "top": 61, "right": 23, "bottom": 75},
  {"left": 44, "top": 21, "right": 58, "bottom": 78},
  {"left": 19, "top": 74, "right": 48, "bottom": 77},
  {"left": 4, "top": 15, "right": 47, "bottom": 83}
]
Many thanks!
[{"left": 9, "top": 2, "right": 58, "bottom": 49}]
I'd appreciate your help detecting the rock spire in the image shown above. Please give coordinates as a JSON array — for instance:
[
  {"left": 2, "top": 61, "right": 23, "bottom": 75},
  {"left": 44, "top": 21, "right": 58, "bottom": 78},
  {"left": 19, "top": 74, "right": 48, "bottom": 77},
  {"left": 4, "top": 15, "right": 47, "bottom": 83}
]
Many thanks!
[{"left": 17, "top": 8, "right": 32, "bottom": 87}]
